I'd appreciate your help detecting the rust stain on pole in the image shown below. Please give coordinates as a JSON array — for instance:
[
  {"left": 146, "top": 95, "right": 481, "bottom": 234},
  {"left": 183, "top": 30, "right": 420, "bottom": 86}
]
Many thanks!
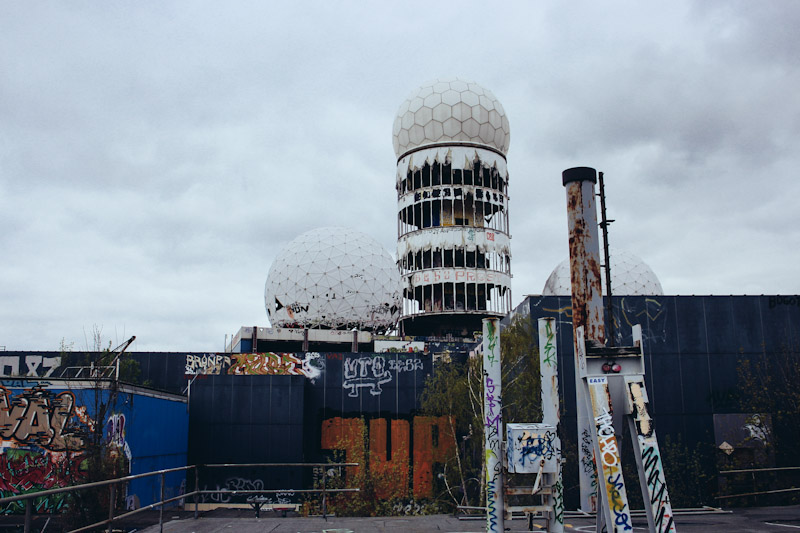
[{"left": 563, "top": 167, "right": 605, "bottom": 344}]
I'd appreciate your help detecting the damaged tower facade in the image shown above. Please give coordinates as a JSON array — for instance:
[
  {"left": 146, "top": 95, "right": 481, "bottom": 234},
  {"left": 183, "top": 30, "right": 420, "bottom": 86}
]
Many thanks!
[{"left": 393, "top": 78, "right": 512, "bottom": 336}]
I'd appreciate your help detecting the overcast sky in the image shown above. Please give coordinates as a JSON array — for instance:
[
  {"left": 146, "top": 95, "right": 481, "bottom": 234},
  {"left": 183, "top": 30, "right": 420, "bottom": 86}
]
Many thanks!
[{"left": 2, "top": 1, "right": 798, "bottom": 352}]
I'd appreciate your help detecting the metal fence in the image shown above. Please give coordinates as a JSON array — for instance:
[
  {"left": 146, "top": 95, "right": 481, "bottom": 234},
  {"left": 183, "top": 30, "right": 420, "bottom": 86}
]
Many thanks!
[
  {"left": 717, "top": 466, "right": 800, "bottom": 504},
  {"left": 0, "top": 462, "right": 359, "bottom": 533}
]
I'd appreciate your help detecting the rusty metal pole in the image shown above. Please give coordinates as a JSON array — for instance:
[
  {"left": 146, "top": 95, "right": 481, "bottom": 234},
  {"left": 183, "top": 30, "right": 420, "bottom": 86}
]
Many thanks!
[
  {"left": 193, "top": 466, "right": 200, "bottom": 519},
  {"left": 159, "top": 472, "right": 165, "bottom": 533},
  {"left": 322, "top": 468, "right": 327, "bottom": 520},
  {"left": 24, "top": 499, "right": 31, "bottom": 533},
  {"left": 107, "top": 484, "right": 116, "bottom": 533},
  {"left": 562, "top": 167, "right": 605, "bottom": 513}
]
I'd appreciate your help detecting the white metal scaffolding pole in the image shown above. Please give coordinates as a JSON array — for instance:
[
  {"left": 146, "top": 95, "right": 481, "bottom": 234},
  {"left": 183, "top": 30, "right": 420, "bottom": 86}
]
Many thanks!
[
  {"left": 539, "top": 317, "right": 565, "bottom": 532},
  {"left": 483, "top": 317, "right": 504, "bottom": 533}
]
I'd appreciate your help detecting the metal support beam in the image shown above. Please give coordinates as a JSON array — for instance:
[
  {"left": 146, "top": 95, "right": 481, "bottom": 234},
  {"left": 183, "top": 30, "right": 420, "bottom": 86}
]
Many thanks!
[
  {"left": 482, "top": 318, "right": 504, "bottom": 533},
  {"left": 107, "top": 484, "right": 116, "bottom": 533},
  {"left": 539, "top": 317, "right": 564, "bottom": 532}
]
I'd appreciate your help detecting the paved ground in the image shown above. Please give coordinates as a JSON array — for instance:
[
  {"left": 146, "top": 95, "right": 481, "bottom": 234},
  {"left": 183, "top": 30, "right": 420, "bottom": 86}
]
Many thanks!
[{"left": 131, "top": 505, "right": 800, "bottom": 532}]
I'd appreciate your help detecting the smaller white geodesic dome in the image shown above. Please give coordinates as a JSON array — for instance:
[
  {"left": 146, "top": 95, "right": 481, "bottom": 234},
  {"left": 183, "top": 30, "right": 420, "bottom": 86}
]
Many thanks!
[
  {"left": 264, "top": 227, "right": 401, "bottom": 331},
  {"left": 542, "top": 248, "right": 664, "bottom": 296},
  {"left": 392, "top": 77, "right": 510, "bottom": 158}
]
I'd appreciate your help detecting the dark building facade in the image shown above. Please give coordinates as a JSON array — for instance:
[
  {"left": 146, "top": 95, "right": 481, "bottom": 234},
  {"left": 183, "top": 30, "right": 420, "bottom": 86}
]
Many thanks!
[
  {"left": 2, "top": 294, "right": 797, "bottom": 509},
  {"left": 514, "top": 294, "right": 800, "bottom": 461}
]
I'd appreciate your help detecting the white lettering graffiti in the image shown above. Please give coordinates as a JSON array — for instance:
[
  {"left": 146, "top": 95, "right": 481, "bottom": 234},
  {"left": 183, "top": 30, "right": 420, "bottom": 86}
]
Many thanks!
[
  {"left": 343, "top": 356, "right": 392, "bottom": 397},
  {"left": 0, "top": 356, "right": 61, "bottom": 378},
  {"left": 185, "top": 354, "right": 231, "bottom": 375},
  {"left": 387, "top": 358, "right": 423, "bottom": 373},
  {"left": 595, "top": 408, "right": 618, "bottom": 467}
]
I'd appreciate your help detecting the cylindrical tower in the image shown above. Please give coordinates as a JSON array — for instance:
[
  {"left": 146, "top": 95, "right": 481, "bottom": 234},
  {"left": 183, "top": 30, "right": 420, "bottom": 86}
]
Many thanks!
[{"left": 393, "top": 78, "right": 512, "bottom": 336}]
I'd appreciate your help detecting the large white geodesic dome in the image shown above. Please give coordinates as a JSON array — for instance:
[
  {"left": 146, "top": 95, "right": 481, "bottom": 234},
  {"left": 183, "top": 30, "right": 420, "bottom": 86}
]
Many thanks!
[
  {"left": 542, "top": 248, "right": 664, "bottom": 296},
  {"left": 392, "top": 77, "right": 510, "bottom": 158},
  {"left": 264, "top": 227, "right": 401, "bottom": 331}
]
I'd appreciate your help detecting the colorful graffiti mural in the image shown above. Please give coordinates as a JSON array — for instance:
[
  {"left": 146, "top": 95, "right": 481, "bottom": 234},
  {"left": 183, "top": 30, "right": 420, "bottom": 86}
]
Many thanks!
[
  {"left": 0, "top": 383, "right": 188, "bottom": 514},
  {"left": 0, "top": 449, "right": 85, "bottom": 513},
  {"left": 0, "top": 386, "right": 90, "bottom": 514},
  {"left": 588, "top": 377, "right": 632, "bottom": 532},
  {"left": 0, "top": 386, "right": 86, "bottom": 452},
  {"left": 105, "top": 414, "right": 132, "bottom": 462},
  {"left": 228, "top": 352, "right": 324, "bottom": 383}
]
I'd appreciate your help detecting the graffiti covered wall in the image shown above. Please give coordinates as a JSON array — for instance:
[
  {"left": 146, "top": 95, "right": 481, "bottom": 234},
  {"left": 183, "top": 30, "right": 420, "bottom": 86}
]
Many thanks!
[
  {"left": 0, "top": 380, "right": 188, "bottom": 513},
  {"left": 0, "top": 383, "right": 88, "bottom": 513},
  {"left": 187, "top": 352, "right": 439, "bottom": 503}
]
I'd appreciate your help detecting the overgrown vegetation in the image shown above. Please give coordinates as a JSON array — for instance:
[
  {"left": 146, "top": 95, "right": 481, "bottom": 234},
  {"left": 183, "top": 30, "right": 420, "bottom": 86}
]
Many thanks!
[
  {"left": 737, "top": 344, "right": 800, "bottom": 466},
  {"left": 417, "top": 314, "right": 542, "bottom": 512},
  {"left": 729, "top": 343, "right": 800, "bottom": 505},
  {"left": 59, "top": 330, "right": 141, "bottom": 384},
  {"left": 300, "top": 324, "right": 800, "bottom": 515},
  {"left": 58, "top": 328, "right": 137, "bottom": 529},
  {"left": 303, "top": 315, "right": 544, "bottom": 515},
  {"left": 305, "top": 419, "right": 444, "bottom": 517}
]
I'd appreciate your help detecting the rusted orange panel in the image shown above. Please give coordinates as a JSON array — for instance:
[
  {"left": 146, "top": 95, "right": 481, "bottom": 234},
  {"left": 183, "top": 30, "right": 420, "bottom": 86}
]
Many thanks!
[
  {"left": 370, "top": 419, "right": 410, "bottom": 499},
  {"left": 369, "top": 418, "right": 387, "bottom": 460},
  {"left": 412, "top": 415, "right": 456, "bottom": 499},
  {"left": 413, "top": 417, "right": 434, "bottom": 498},
  {"left": 433, "top": 415, "right": 456, "bottom": 463},
  {"left": 322, "top": 416, "right": 455, "bottom": 500},
  {"left": 321, "top": 417, "right": 365, "bottom": 480}
]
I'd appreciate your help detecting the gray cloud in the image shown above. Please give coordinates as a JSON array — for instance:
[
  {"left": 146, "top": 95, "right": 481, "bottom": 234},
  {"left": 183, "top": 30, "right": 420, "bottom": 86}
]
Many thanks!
[{"left": 1, "top": 1, "right": 798, "bottom": 351}]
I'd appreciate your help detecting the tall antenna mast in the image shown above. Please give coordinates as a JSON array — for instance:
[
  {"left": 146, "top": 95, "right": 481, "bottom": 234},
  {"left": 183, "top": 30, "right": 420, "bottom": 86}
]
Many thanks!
[{"left": 597, "top": 172, "right": 615, "bottom": 346}]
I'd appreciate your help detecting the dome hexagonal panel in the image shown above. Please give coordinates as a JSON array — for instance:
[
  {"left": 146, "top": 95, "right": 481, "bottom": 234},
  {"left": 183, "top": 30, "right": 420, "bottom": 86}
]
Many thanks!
[
  {"left": 542, "top": 248, "right": 664, "bottom": 296},
  {"left": 264, "top": 227, "right": 401, "bottom": 331},
  {"left": 393, "top": 77, "right": 510, "bottom": 158}
]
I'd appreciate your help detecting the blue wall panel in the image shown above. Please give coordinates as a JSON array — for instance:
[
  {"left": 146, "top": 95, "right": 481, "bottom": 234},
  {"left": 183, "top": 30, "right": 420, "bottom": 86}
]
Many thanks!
[{"left": 0, "top": 381, "right": 187, "bottom": 512}]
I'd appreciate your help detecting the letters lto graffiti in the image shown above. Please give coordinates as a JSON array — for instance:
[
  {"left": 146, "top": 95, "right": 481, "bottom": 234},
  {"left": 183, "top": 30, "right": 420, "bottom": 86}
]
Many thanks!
[{"left": 343, "top": 356, "right": 391, "bottom": 397}]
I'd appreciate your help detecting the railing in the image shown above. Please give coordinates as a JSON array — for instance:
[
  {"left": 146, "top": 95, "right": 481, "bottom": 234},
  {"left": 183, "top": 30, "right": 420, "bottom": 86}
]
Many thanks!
[
  {"left": 58, "top": 365, "right": 116, "bottom": 379},
  {"left": 0, "top": 462, "right": 359, "bottom": 533},
  {"left": 716, "top": 466, "right": 800, "bottom": 501}
]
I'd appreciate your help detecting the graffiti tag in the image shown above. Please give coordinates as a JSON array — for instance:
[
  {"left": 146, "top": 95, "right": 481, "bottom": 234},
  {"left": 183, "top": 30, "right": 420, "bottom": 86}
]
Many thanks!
[
  {"left": 343, "top": 356, "right": 391, "bottom": 397},
  {"left": 185, "top": 354, "right": 230, "bottom": 375},
  {"left": 229, "top": 352, "right": 325, "bottom": 383},
  {"left": 542, "top": 320, "right": 556, "bottom": 367},
  {"left": 106, "top": 414, "right": 132, "bottom": 461},
  {"left": 0, "top": 356, "right": 61, "bottom": 378},
  {"left": 0, "top": 387, "right": 85, "bottom": 451},
  {"left": 387, "top": 358, "right": 423, "bottom": 373},
  {"left": 513, "top": 430, "right": 557, "bottom": 468}
]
